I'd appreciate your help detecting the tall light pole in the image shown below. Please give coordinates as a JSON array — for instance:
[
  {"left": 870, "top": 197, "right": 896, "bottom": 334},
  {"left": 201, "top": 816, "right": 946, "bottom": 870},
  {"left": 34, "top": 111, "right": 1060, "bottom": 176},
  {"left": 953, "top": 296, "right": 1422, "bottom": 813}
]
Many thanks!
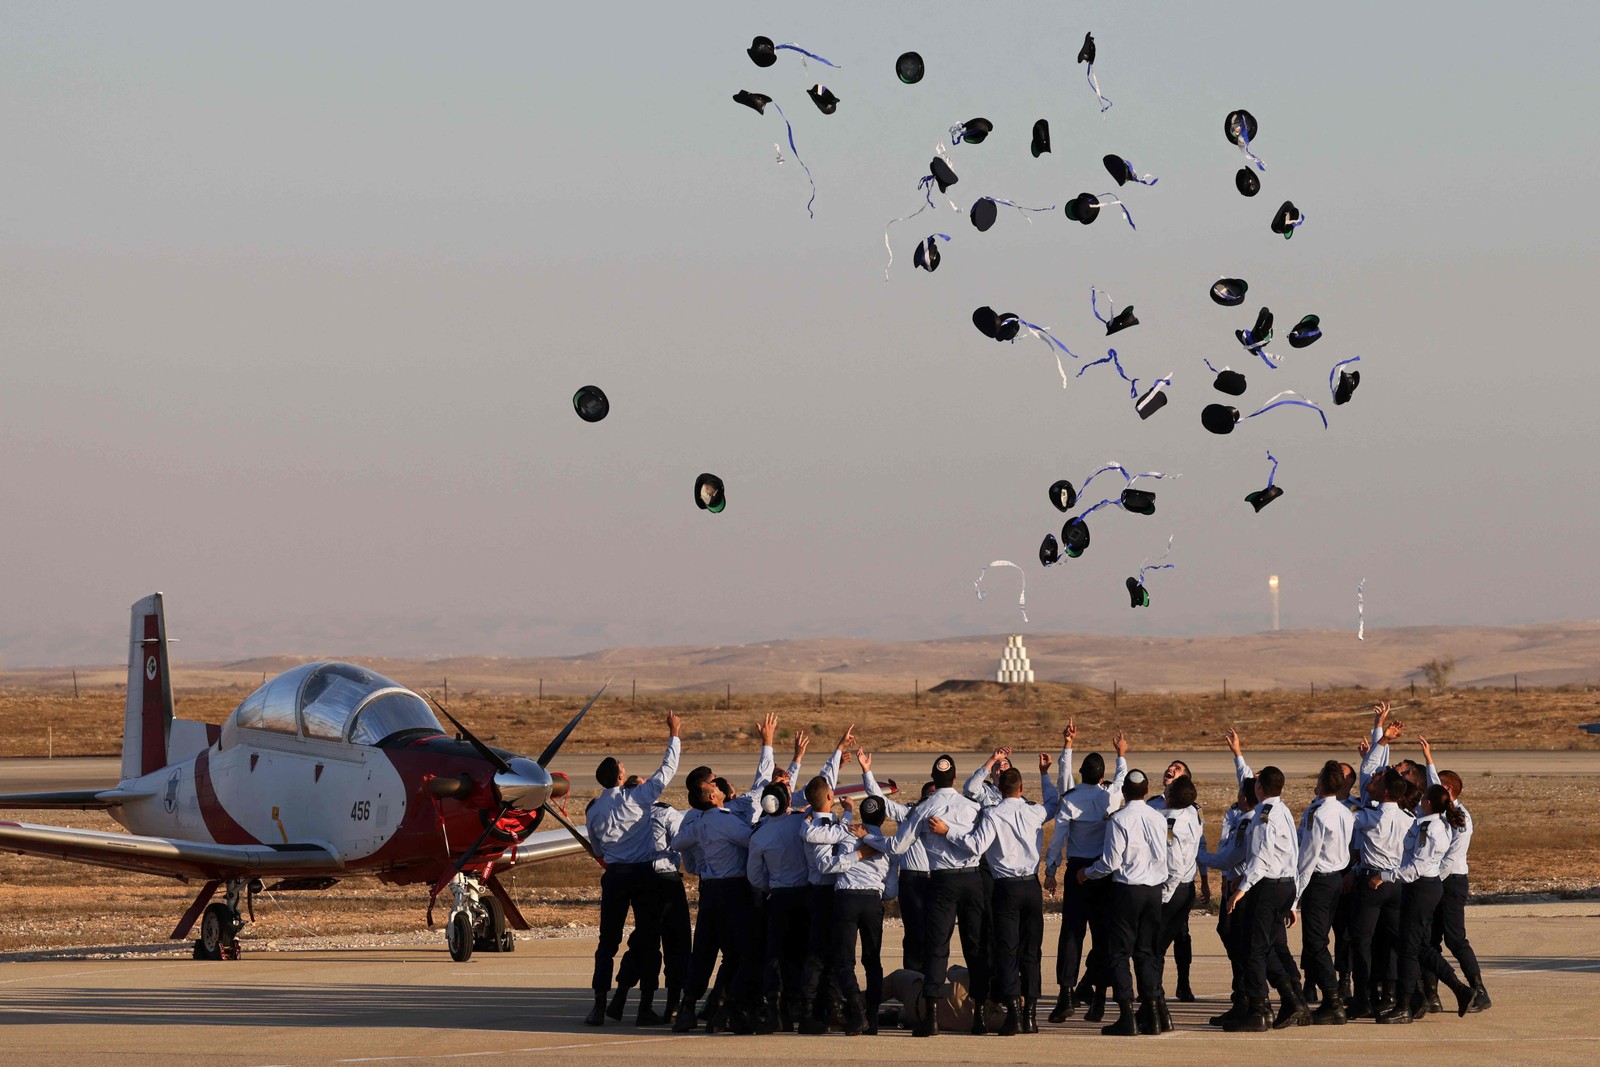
[{"left": 1269, "top": 574, "right": 1280, "bottom": 631}]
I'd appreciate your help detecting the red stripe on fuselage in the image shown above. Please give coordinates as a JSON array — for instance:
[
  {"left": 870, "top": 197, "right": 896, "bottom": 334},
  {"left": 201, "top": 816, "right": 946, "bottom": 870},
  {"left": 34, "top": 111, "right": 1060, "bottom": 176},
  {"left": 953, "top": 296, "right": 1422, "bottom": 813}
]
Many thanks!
[
  {"left": 194, "top": 748, "right": 259, "bottom": 845},
  {"left": 140, "top": 614, "right": 166, "bottom": 775}
]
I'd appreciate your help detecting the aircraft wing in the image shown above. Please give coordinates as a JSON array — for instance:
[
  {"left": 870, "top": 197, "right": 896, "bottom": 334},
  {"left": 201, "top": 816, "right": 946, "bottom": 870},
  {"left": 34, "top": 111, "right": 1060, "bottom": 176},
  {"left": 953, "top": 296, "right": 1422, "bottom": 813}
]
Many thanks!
[
  {"left": 0, "top": 819, "right": 344, "bottom": 882},
  {"left": 0, "top": 787, "right": 155, "bottom": 810}
]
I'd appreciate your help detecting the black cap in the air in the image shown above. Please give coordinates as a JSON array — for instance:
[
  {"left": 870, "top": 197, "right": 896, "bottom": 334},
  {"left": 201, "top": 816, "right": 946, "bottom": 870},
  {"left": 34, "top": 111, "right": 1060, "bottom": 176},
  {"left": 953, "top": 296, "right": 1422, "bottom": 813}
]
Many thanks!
[
  {"left": 1126, "top": 576, "right": 1151, "bottom": 608},
  {"left": 1272, "top": 200, "right": 1303, "bottom": 238},
  {"left": 1288, "top": 315, "right": 1321, "bottom": 348},
  {"left": 1104, "top": 155, "right": 1133, "bottom": 187},
  {"left": 970, "top": 197, "right": 998, "bottom": 232},
  {"left": 1236, "top": 307, "right": 1274, "bottom": 349},
  {"left": 994, "top": 312, "right": 1020, "bottom": 341},
  {"left": 896, "top": 51, "right": 925, "bottom": 84},
  {"left": 1236, "top": 167, "right": 1261, "bottom": 197},
  {"left": 1062, "top": 517, "right": 1091, "bottom": 558},
  {"left": 573, "top": 385, "right": 609, "bottom": 423},
  {"left": 1211, "top": 278, "right": 1248, "bottom": 307},
  {"left": 1039, "top": 533, "right": 1060, "bottom": 567},
  {"left": 913, "top": 236, "right": 941, "bottom": 272},
  {"left": 1225, "top": 109, "right": 1258, "bottom": 148},
  {"left": 1120, "top": 488, "right": 1156, "bottom": 516},
  {"left": 1334, "top": 368, "right": 1361, "bottom": 405},
  {"left": 1245, "top": 485, "right": 1284, "bottom": 512},
  {"left": 694, "top": 473, "right": 726, "bottom": 513},
  {"left": 1213, "top": 369, "right": 1248, "bottom": 395},
  {"left": 1049, "top": 479, "right": 1078, "bottom": 512},
  {"left": 807, "top": 84, "right": 839, "bottom": 115},
  {"left": 1135, "top": 381, "right": 1169, "bottom": 420},
  {"left": 1078, "top": 32, "right": 1096, "bottom": 64},
  {"left": 972, "top": 306, "right": 998, "bottom": 338},
  {"left": 1104, "top": 306, "right": 1139, "bottom": 335},
  {"left": 1031, "top": 119, "right": 1051, "bottom": 157},
  {"left": 733, "top": 90, "right": 771, "bottom": 115},
  {"left": 1201, "top": 403, "right": 1241, "bottom": 435},
  {"left": 748, "top": 36, "right": 777, "bottom": 67},
  {"left": 930, "top": 157, "right": 959, "bottom": 194},
  {"left": 1065, "top": 193, "right": 1101, "bottom": 225},
  {"left": 958, "top": 117, "right": 993, "bottom": 144}
]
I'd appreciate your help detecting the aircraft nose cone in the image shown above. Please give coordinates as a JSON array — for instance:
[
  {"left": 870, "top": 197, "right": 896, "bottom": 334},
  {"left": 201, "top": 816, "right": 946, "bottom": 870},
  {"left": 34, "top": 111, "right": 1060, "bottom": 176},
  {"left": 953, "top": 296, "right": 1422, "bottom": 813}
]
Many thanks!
[{"left": 493, "top": 757, "right": 552, "bottom": 812}]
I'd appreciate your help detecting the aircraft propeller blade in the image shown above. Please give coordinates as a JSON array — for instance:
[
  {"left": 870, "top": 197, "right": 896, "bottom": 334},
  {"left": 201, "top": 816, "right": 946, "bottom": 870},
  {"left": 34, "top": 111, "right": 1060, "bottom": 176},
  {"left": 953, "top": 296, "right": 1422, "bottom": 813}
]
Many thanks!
[
  {"left": 445, "top": 802, "right": 512, "bottom": 882},
  {"left": 422, "top": 691, "right": 513, "bottom": 775},
  {"left": 536, "top": 677, "right": 613, "bottom": 769},
  {"left": 541, "top": 801, "right": 604, "bottom": 867}
]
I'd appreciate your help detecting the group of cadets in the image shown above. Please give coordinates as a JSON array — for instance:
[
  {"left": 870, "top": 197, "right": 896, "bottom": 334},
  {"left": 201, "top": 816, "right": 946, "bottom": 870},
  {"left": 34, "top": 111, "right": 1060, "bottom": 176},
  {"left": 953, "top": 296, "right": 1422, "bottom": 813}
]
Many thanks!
[{"left": 583, "top": 701, "right": 1492, "bottom": 1036}]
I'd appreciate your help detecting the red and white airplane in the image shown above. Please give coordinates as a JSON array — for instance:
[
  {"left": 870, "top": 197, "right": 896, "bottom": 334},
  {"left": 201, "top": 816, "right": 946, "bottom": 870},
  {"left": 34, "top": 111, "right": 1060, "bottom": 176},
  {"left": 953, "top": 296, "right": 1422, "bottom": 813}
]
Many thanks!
[{"left": 0, "top": 594, "right": 602, "bottom": 962}]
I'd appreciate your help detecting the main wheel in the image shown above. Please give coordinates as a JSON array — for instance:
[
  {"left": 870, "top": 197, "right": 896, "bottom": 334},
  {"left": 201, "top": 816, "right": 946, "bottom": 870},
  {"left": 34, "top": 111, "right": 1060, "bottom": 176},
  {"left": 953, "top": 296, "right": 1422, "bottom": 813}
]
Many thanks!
[
  {"left": 447, "top": 910, "right": 474, "bottom": 962},
  {"left": 198, "top": 903, "right": 237, "bottom": 961},
  {"left": 477, "top": 896, "right": 508, "bottom": 952}
]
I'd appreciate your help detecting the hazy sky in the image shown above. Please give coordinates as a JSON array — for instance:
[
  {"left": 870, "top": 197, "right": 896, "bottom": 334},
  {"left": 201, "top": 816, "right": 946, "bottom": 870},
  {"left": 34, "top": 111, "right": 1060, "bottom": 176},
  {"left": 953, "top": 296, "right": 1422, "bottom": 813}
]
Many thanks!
[{"left": 2, "top": 2, "right": 1598, "bottom": 667}]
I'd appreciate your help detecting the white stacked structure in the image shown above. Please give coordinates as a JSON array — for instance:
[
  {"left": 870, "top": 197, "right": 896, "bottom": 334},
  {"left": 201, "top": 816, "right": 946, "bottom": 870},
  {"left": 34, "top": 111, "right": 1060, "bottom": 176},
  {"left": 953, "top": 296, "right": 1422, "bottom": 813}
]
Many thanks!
[{"left": 997, "top": 634, "right": 1035, "bottom": 684}]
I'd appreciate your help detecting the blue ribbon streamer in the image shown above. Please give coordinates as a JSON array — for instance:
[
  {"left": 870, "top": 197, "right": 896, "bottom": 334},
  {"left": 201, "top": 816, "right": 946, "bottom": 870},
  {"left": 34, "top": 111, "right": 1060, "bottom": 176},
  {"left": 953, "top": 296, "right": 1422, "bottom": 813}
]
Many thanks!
[
  {"left": 1138, "top": 534, "right": 1177, "bottom": 584},
  {"left": 981, "top": 196, "right": 1058, "bottom": 220},
  {"left": 1077, "top": 497, "right": 1120, "bottom": 521},
  {"left": 1091, "top": 287, "right": 1114, "bottom": 326},
  {"left": 1077, "top": 348, "right": 1139, "bottom": 399},
  {"left": 1203, "top": 358, "right": 1228, "bottom": 373},
  {"left": 1265, "top": 450, "right": 1279, "bottom": 489},
  {"left": 1246, "top": 391, "right": 1328, "bottom": 430},
  {"left": 1015, "top": 318, "right": 1078, "bottom": 359},
  {"left": 769, "top": 102, "right": 816, "bottom": 219},
  {"left": 1086, "top": 62, "right": 1112, "bottom": 113},
  {"left": 1079, "top": 463, "right": 1177, "bottom": 499},
  {"left": 1237, "top": 328, "right": 1280, "bottom": 369},
  {"left": 1093, "top": 192, "right": 1136, "bottom": 230},
  {"left": 1237, "top": 122, "right": 1266, "bottom": 172},
  {"left": 775, "top": 43, "right": 839, "bottom": 67},
  {"left": 1328, "top": 356, "right": 1362, "bottom": 398}
]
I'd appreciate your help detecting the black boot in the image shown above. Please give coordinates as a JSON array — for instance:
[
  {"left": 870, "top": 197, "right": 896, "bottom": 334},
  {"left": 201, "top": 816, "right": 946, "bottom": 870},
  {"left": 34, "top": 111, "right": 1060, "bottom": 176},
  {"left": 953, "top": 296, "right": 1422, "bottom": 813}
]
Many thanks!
[
  {"left": 1155, "top": 996, "right": 1174, "bottom": 1033},
  {"left": 1136, "top": 999, "right": 1157, "bottom": 1035},
  {"left": 636, "top": 988, "right": 664, "bottom": 1026},
  {"left": 912, "top": 995, "right": 940, "bottom": 1037},
  {"left": 1022, "top": 995, "right": 1039, "bottom": 1033},
  {"left": 864, "top": 999, "right": 880, "bottom": 1036},
  {"left": 970, "top": 1000, "right": 988, "bottom": 1035},
  {"left": 1375, "top": 980, "right": 1395, "bottom": 1013},
  {"left": 670, "top": 998, "right": 699, "bottom": 1033},
  {"left": 1223, "top": 996, "right": 1272, "bottom": 1033},
  {"left": 1338, "top": 974, "right": 1354, "bottom": 1005},
  {"left": 1311, "top": 991, "right": 1348, "bottom": 1025},
  {"left": 1074, "top": 976, "right": 1095, "bottom": 1004},
  {"left": 660, "top": 988, "right": 680, "bottom": 1028},
  {"left": 726, "top": 999, "right": 755, "bottom": 1035},
  {"left": 1082, "top": 987, "right": 1107, "bottom": 1023},
  {"left": 1408, "top": 989, "right": 1431, "bottom": 1022},
  {"left": 1273, "top": 989, "right": 1313, "bottom": 1029},
  {"left": 1210, "top": 992, "right": 1246, "bottom": 1026},
  {"left": 606, "top": 987, "right": 628, "bottom": 1021},
  {"left": 1465, "top": 985, "right": 1492, "bottom": 1014},
  {"left": 584, "top": 991, "right": 607, "bottom": 1027},
  {"left": 1175, "top": 979, "right": 1195, "bottom": 1002},
  {"left": 1376, "top": 998, "right": 1414, "bottom": 1024},
  {"left": 1424, "top": 973, "right": 1443, "bottom": 1014},
  {"left": 1047, "top": 989, "right": 1074, "bottom": 1023},
  {"left": 699, "top": 987, "right": 722, "bottom": 1022},
  {"left": 842, "top": 994, "right": 867, "bottom": 1037},
  {"left": 797, "top": 999, "right": 828, "bottom": 1035},
  {"left": 754, "top": 996, "right": 779, "bottom": 1035},
  {"left": 997, "top": 996, "right": 1021, "bottom": 1036},
  {"left": 778, "top": 996, "right": 796, "bottom": 1033},
  {"left": 1101, "top": 997, "right": 1138, "bottom": 1036}
]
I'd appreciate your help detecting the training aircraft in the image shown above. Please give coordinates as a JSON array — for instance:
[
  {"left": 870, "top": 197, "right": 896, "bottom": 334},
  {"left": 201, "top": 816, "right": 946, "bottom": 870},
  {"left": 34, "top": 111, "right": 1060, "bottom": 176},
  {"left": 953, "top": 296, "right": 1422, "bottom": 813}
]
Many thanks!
[{"left": 0, "top": 593, "right": 604, "bottom": 962}]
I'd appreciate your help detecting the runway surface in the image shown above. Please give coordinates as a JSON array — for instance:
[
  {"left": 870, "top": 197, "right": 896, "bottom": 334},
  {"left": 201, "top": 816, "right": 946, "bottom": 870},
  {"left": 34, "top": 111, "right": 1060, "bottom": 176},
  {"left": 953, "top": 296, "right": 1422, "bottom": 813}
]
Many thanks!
[
  {"left": 5, "top": 748, "right": 1596, "bottom": 794},
  {"left": 1, "top": 902, "right": 1597, "bottom": 1066}
]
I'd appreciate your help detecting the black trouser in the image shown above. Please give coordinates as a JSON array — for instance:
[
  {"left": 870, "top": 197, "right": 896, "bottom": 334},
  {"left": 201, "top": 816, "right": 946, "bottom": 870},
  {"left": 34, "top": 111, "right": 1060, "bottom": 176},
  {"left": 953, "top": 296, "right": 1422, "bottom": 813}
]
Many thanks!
[
  {"left": 1351, "top": 876, "right": 1399, "bottom": 1003},
  {"left": 1241, "top": 877, "right": 1300, "bottom": 1000},
  {"left": 685, "top": 877, "right": 750, "bottom": 1006},
  {"left": 978, "top": 859, "right": 999, "bottom": 992},
  {"left": 897, "top": 869, "right": 931, "bottom": 975},
  {"left": 832, "top": 889, "right": 885, "bottom": 1007},
  {"left": 991, "top": 876, "right": 1044, "bottom": 998},
  {"left": 1433, "top": 873, "right": 1482, "bottom": 985},
  {"left": 762, "top": 885, "right": 810, "bottom": 1002},
  {"left": 798, "top": 883, "right": 839, "bottom": 1004},
  {"left": 925, "top": 867, "right": 990, "bottom": 1000},
  {"left": 1299, "top": 870, "right": 1344, "bottom": 999},
  {"left": 592, "top": 863, "right": 660, "bottom": 993},
  {"left": 1217, "top": 878, "right": 1248, "bottom": 995},
  {"left": 1057, "top": 856, "right": 1110, "bottom": 991},
  {"left": 616, "top": 871, "right": 689, "bottom": 994},
  {"left": 1332, "top": 873, "right": 1354, "bottom": 979},
  {"left": 1106, "top": 882, "right": 1162, "bottom": 1004},
  {"left": 1156, "top": 881, "right": 1195, "bottom": 995},
  {"left": 1397, "top": 877, "right": 1460, "bottom": 999}
]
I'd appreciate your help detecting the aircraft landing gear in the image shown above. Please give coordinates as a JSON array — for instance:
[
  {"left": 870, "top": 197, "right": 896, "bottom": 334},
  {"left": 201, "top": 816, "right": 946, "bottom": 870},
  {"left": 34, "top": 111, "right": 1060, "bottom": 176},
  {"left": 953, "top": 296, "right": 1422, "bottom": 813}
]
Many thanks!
[
  {"left": 193, "top": 878, "right": 256, "bottom": 960},
  {"left": 443, "top": 873, "right": 515, "bottom": 962}
]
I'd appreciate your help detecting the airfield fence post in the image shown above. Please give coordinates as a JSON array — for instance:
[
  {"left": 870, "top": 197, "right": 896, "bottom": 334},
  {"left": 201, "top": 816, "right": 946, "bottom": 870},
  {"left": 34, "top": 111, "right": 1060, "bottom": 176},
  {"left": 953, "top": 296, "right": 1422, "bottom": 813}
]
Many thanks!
[
  {"left": 818, "top": 678, "right": 823, "bottom": 707},
  {"left": 72, "top": 670, "right": 79, "bottom": 700},
  {"left": 726, "top": 683, "right": 731, "bottom": 711},
  {"left": 444, "top": 677, "right": 448, "bottom": 705},
  {"left": 915, "top": 678, "right": 919, "bottom": 707},
  {"left": 48, "top": 726, "right": 53, "bottom": 759},
  {"left": 1514, "top": 673, "right": 1519, "bottom": 696},
  {"left": 539, "top": 678, "right": 543, "bottom": 703},
  {"left": 1410, "top": 680, "right": 1415, "bottom": 698},
  {"left": 1223, "top": 678, "right": 1228, "bottom": 700},
  {"left": 632, "top": 679, "right": 636, "bottom": 709},
  {"left": 1113, "top": 682, "right": 1118, "bottom": 710},
  {"left": 1311, "top": 681, "right": 1315, "bottom": 697}
]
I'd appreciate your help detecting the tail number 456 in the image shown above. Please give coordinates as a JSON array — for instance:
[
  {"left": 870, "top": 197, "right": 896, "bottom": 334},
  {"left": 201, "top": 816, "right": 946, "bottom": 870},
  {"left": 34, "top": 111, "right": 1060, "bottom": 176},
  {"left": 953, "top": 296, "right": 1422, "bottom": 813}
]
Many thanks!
[{"left": 350, "top": 800, "right": 372, "bottom": 821}]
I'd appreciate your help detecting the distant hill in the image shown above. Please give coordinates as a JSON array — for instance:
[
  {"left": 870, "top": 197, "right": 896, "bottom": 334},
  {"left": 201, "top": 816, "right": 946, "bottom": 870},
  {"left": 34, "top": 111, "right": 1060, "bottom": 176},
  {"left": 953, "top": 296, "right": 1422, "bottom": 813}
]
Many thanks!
[{"left": 7, "top": 621, "right": 1600, "bottom": 695}]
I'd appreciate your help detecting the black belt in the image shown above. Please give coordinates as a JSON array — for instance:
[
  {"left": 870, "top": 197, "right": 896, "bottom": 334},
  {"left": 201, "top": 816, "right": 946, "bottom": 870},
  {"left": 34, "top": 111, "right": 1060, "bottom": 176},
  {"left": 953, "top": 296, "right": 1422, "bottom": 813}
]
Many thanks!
[
  {"left": 607, "top": 862, "right": 652, "bottom": 873},
  {"left": 836, "top": 888, "right": 881, "bottom": 896},
  {"left": 995, "top": 874, "right": 1037, "bottom": 883},
  {"left": 1356, "top": 868, "right": 1395, "bottom": 880},
  {"left": 899, "top": 868, "right": 931, "bottom": 879}
]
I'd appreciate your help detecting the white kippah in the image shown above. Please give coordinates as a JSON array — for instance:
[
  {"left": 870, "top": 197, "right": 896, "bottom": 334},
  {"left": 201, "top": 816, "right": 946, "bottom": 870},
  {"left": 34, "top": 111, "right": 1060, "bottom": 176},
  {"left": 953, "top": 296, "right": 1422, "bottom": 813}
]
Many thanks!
[
  {"left": 761, "top": 794, "right": 782, "bottom": 815},
  {"left": 1127, "top": 769, "right": 1148, "bottom": 785},
  {"left": 934, "top": 756, "right": 954, "bottom": 773}
]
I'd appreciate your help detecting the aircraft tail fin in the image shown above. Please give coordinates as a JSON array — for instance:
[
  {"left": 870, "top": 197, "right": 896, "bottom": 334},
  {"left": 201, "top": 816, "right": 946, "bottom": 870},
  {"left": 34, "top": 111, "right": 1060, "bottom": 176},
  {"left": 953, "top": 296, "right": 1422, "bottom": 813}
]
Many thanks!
[{"left": 122, "top": 593, "right": 176, "bottom": 780}]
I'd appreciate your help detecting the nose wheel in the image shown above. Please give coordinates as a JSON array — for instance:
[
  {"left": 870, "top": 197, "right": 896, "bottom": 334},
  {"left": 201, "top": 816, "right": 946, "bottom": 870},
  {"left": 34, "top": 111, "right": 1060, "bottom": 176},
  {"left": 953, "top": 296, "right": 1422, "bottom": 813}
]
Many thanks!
[
  {"left": 193, "top": 878, "right": 255, "bottom": 960},
  {"left": 443, "top": 874, "right": 515, "bottom": 961}
]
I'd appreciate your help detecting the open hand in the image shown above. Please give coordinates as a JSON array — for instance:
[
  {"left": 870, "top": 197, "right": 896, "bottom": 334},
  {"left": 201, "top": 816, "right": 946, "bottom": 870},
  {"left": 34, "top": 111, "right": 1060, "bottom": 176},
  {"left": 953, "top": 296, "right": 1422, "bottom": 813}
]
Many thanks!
[
  {"left": 758, "top": 712, "right": 778, "bottom": 746},
  {"left": 1225, "top": 726, "right": 1242, "bottom": 758},
  {"left": 856, "top": 749, "right": 872, "bottom": 774},
  {"left": 793, "top": 730, "right": 810, "bottom": 761},
  {"left": 1113, "top": 729, "right": 1129, "bottom": 759},
  {"left": 928, "top": 815, "right": 950, "bottom": 836}
]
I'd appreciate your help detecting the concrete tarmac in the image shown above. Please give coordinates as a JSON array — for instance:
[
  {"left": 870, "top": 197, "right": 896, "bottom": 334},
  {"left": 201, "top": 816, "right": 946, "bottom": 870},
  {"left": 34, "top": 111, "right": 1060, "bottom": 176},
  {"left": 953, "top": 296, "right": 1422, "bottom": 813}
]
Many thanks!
[{"left": 1, "top": 902, "right": 1597, "bottom": 1066}]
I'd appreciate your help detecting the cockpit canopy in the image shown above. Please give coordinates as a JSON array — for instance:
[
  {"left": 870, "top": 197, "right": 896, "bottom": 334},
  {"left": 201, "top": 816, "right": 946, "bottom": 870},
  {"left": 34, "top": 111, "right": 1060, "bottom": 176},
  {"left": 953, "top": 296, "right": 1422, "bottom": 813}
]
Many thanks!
[{"left": 220, "top": 661, "right": 443, "bottom": 748}]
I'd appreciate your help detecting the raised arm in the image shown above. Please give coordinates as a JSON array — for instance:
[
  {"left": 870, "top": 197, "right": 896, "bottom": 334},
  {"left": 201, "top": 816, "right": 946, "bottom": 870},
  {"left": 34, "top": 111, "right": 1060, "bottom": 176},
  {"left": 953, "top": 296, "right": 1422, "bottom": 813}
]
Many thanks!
[
  {"left": 1040, "top": 752, "right": 1062, "bottom": 817},
  {"left": 1108, "top": 729, "right": 1130, "bottom": 793},
  {"left": 638, "top": 712, "right": 684, "bottom": 806},
  {"left": 1226, "top": 726, "right": 1252, "bottom": 785},
  {"left": 858, "top": 750, "right": 912, "bottom": 821},
  {"left": 751, "top": 712, "right": 778, "bottom": 790},
  {"left": 1058, "top": 719, "right": 1077, "bottom": 792},
  {"left": 1420, "top": 736, "right": 1441, "bottom": 787},
  {"left": 787, "top": 729, "right": 809, "bottom": 783},
  {"left": 820, "top": 723, "right": 855, "bottom": 789}
]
